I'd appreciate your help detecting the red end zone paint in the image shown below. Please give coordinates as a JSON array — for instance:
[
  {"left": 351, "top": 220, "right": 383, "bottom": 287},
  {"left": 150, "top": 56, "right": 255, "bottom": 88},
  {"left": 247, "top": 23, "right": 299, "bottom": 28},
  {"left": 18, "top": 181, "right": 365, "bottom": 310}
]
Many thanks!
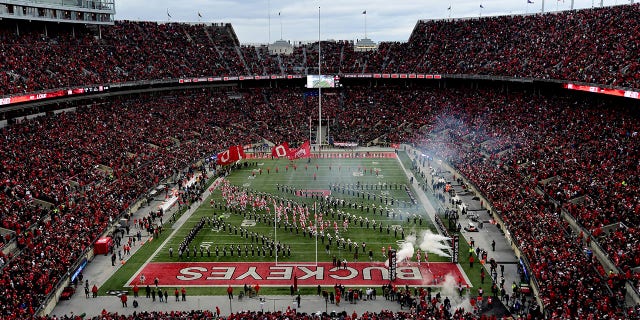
[
  {"left": 244, "top": 152, "right": 397, "bottom": 159},
  {"left": 130, "top": 262, "right": 469, "bottom": 287}
]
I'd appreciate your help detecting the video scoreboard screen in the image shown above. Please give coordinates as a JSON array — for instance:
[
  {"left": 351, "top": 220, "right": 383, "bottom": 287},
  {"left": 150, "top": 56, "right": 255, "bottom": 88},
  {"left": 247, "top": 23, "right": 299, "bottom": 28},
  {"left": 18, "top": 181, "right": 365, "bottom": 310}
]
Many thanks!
[{"left": 306, "top": 75, "right": 341, "bottom": 88}]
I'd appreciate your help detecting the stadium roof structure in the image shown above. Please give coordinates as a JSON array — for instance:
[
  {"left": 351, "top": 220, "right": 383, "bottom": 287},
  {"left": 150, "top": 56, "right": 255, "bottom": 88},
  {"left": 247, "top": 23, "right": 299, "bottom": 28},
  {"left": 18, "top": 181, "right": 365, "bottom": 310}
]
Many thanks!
[
  {"left": 0, "top": 0, "right": 115, "bottom": 25},
  {"left": 269, "top": 39, "right": 294, "bottom": 55},
  {"left": 355, "top": 38, "right": 377, "bottom": 52}
]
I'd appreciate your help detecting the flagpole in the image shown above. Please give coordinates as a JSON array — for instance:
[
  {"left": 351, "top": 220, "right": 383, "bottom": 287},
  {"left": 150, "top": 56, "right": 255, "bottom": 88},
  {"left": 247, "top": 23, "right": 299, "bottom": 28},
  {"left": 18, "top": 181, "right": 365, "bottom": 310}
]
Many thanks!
[
  {"left": 315, "top": 201, "right": 318, "bottom": 266},
  {"left": 364, "top": 10, "right": 367, "bottom": 39},
  {"left": 309, "top": 116, "right": 312, "bottom": 146},
  {"left": 274, "top": 200, "right": 278, "bottom": 265},
  {"left": 542, "top": 0, "right": 545, "bottom": 13},
  {"left": 279, "top": 12, "right": 283, "bottom": 40},
  {"left": 268, "top": 0, "right": 271, "bottom": 44},
  {"left": 326, "top": 114, "right": 329, "bottom": 146},
  {"left": 318, "top": 5, "right": 322, "bottom": 155}
]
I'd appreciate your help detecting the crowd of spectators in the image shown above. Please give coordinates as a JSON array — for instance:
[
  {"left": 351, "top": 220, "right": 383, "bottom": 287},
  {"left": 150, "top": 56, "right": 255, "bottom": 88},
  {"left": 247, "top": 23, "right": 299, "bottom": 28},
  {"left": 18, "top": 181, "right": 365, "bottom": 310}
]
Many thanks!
[
  {"left": 407, "top": 87, "right": 638, "bottom": 318},
  {"left": 2, "top": 4, "right": 640, "bottom": 97},
  {"left": 0, "top": 89, "right": 262, "bottom": 318},
  {"left": 410, "top": 4, "right": 640, "bottom": 88},
  {"left": 1, "top": 5, "right": 639, "bottom": 315},
  {"left": 0, "top": 78, "right": 638, "bottom": 318},
  {"left": 242, "top": 86, "right": 441, "bottom": 145},
  {"left": 36, "top": 308, "right": 488, "bottom": 320},
  {"left": 239, "top": 45, "right": 283, "bottom": 75},
  {"left": 0, "top": 21, "right": 241, "bottom": 95}
]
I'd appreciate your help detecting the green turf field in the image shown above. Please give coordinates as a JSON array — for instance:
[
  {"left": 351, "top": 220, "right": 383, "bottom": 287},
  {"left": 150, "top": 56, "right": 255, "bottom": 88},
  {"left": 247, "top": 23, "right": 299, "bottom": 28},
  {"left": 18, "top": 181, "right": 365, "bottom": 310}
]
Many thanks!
[
  {"left": 159, "top": 155, "right": 438, "bottom": 262},
  {"left": 99, "top": 151, "right": 487, "bottom": 295}
]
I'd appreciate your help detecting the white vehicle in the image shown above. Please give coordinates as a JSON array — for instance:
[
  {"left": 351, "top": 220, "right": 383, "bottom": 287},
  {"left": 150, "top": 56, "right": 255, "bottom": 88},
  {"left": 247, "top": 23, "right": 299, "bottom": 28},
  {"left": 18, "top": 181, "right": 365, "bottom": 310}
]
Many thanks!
[{"left": 464, "top": 222, "right": 479, "bottom": 232}]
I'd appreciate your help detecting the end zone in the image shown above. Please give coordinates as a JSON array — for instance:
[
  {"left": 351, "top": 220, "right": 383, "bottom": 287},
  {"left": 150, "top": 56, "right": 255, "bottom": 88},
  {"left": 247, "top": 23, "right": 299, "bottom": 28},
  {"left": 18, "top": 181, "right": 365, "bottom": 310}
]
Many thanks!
[{"left": 127, "top": 262, "right": 470, "bottom": 288}]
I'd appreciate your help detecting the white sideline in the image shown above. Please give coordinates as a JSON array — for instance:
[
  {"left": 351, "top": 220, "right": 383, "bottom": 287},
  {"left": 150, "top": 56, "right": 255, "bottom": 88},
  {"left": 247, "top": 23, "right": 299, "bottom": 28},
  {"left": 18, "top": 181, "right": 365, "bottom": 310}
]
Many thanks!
[{"left": 123, "top": 176, "right": 223, "bottom": 287}]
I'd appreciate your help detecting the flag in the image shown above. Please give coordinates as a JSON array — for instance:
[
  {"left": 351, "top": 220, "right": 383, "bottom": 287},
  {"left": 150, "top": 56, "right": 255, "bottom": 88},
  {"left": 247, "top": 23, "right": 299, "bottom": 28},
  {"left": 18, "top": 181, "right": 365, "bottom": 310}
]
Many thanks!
[
  {"left": 216, "top": 145, "right": 244, "bottom": 166},
  {"left": 167, "top": 9, "right": 171, "bottom": 18},
  {"left": 480, "top": 4, "right": 484, "bottom": 8},
  {"left": 198, "top": 11, "right": 202, "bottom": 17},
  {"left": 362, "top": 10, "right": 366, "bottom": 14},
  {"left": 271, "top": 142, "right": 290, "bottom": 158},
  {"left": 527, "top": 0, "right": 534, "bottom": 3},
  {"left": 287, "top": 141, "right": 311, "bottom": 160}
]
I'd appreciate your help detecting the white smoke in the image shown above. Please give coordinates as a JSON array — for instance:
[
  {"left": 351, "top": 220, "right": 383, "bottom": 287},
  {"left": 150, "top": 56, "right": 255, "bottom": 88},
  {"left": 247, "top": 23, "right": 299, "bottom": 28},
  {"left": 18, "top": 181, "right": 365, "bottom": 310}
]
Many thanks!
[
  {"left": 397, "top": 236, "right": 416, "bottom": 263},
  {"left": 384, "top": 230, "right": 452, "bottom": 265},
  {"left": 384, "top": 234, "right": 416, "bottom": 267},
  {"left": 440, "top": 274, "right": 474, "bottom": 313},
  {"left": 419, "top": 229, "right": 451, "bottom": 257}
]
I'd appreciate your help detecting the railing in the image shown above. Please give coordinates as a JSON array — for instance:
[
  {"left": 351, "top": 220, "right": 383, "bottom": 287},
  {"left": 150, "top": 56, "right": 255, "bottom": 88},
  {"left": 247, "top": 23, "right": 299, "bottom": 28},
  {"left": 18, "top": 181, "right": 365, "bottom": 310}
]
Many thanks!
[
  {"left": 3, "top": 70, "right": 639, "bottom": 111},
  {"left": 35, "top": 154, "right": 221, "bottom": 315},
  {"left": 35, "top": 153, "right": 253, "bottom": 316},
  {"left": 534, "top": 182, "right": 640, "bottom": 303},
  {"left": 1, "top": 0, "right": 115, "bottom": 10},
  {"left": 36, "top": 191, "right": 146, "bottom": 316}
]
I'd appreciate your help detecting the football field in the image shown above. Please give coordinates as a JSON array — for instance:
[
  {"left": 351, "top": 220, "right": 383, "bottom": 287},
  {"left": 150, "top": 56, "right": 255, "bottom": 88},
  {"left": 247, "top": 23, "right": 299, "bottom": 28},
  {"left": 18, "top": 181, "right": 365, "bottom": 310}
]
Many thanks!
[{"left": 100, "top": 151, "right": 469, "bottom": 295}]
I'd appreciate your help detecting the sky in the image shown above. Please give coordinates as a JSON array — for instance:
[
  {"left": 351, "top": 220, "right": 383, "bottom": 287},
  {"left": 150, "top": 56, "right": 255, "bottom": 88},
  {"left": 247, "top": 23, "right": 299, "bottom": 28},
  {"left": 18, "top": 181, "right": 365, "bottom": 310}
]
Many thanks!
[{"left": 114, "top": 0, "right": 634, "bottom": 44}]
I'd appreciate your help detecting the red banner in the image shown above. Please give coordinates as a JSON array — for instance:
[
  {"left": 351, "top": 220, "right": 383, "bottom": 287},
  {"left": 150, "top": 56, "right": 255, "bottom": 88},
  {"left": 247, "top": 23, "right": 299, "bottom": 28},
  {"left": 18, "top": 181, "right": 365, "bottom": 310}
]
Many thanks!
[
  {"left": 129, "top": 262, "right": 469, "bottom": 287},
  {"left": 271, "top": 142, "right": 290, "bottom": 157},
  {"left": 0, "top": 86, "right": 111, "bottom": 107},
  {"left": 563, "top": 83, "right": 640, "bottom": 99},
  {"left": 216, "top": 145, "right": 244, "bottom": 166},
  {"left": 0, "top": 89, "right": 72, "bottom": 106},
  {"left": 287, "top": 141, "right": 311, "bottom": 160},
  {"left": 239, "top": 145, "right": 247, "bottom": 159}
]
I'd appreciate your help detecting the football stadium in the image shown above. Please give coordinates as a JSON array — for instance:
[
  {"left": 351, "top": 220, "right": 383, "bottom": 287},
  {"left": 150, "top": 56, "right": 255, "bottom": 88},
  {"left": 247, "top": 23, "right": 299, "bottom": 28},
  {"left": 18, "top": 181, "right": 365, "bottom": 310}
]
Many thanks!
[{"left": 0, "top": 0, "right": 639, "bottom": 319}]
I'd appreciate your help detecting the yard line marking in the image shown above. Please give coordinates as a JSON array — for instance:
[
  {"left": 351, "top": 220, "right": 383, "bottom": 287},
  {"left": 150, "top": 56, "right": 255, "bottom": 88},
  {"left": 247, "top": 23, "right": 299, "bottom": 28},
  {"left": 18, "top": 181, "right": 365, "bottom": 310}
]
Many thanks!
[{"left": 125, "top": 176, "right": 223, "bottom": 285}]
